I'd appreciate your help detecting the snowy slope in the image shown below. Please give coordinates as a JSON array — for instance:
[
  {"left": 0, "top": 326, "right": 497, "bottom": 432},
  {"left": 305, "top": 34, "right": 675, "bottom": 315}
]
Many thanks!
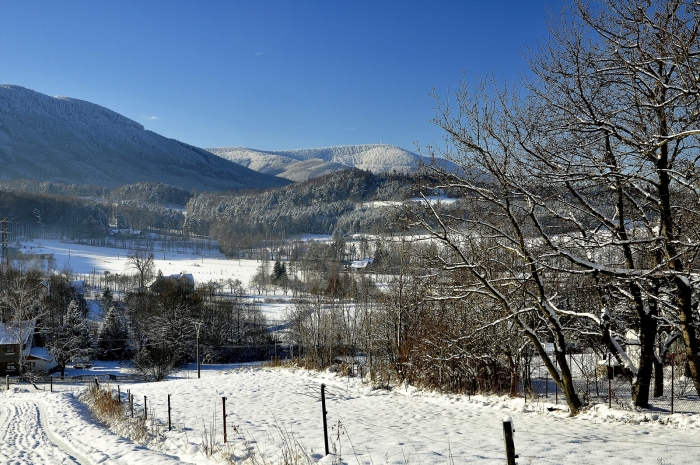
[
  {"left": 0, "top": 85, "right": 288, "bottom": 191},
  {"left": 4, "top": 367, "right": 700, "bottom": 464},
  {"left": 208, "top": 144, "right": 443, "bottom": 181}
]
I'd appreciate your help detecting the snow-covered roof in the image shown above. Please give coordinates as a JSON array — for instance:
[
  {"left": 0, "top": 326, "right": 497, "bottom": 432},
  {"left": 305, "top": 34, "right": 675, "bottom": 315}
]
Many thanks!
[
  {"left": 169, "top": 272, "right": 194, "bottom": 285},
  {"left": 350, "top": 258, "right": 373, "bottom": 269},
  {"left": 28, "top": 347, "right": 54, "bottom": 362}
]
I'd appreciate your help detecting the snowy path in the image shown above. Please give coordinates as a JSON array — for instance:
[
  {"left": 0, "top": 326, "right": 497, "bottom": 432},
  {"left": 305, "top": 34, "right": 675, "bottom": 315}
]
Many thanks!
[
  {"left": 1, "top": 388, "right": 191, "bottom": 465},
  {"left": 0, "top": 399, "right": 84, "bottom": 464}
]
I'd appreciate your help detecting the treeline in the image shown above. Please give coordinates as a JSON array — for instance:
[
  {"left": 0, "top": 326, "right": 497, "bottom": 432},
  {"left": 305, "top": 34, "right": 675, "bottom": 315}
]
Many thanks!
[
  {"left": 186, "top": 169, "right": 414, "bottom": 254},
  {"left": 0, "top": 180, "right": 191, "bottom": 207},
  {"left": 1, "top": 172, "right": 417, "bottom": 251},
  {"left": 0, "top": 184, "right": 187, "bottom": 239},
  {"left": 0, "top": 267, "right": 271, "bottom": 380}
]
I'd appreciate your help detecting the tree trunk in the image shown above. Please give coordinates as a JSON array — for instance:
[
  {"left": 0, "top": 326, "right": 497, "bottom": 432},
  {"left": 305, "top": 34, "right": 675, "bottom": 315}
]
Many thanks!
[{"left": 632, "top": 310, "right": 658, "bottom": 407}]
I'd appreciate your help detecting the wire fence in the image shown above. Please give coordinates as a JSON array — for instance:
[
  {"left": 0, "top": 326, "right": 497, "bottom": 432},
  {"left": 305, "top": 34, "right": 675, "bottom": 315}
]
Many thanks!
[{"left": 521, "top": 352, "right": 700, "bottom": 414}]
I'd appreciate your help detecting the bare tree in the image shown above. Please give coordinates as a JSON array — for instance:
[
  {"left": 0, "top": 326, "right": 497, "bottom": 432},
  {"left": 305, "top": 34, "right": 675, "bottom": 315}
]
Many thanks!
[
  {"left": 522, "top": 0, "right": 700, "bottom": 406},
  {"left": 420, "top": 0, "right": 700, "bottom": 410},
  {"left": 0, "top": 270, "right": 45, "bottom": 374},
  {"left": 126, "top": 249, "right": 155, "bottom": 291}
]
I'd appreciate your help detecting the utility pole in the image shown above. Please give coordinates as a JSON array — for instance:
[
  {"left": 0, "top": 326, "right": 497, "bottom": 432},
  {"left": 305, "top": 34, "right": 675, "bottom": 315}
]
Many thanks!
[
  {"left": 1, "top": 213, "right": 9, "bottom": 271},
  {"left": 194, "top": 321, "right": 202, "bottom": 378}
]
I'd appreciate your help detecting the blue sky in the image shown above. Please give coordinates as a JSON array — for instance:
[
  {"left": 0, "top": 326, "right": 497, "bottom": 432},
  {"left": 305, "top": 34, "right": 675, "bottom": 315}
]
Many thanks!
[{"left": 1, "top": 1, "right": 549, "bottom": 152}]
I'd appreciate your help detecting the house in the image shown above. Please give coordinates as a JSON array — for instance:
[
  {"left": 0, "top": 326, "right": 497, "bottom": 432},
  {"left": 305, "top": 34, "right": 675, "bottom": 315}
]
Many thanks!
[
  {"left": 149, "top": 272, "right": 195, "bottom": 294},
  {"left": 0, "top": 320, "right": 35, "bottom": 376},
  {"left": 349, "top": 258, "right": 373, "bottom": 272},
  {"left": 26, "top": 347, "right": 57, "bottom": 373}
]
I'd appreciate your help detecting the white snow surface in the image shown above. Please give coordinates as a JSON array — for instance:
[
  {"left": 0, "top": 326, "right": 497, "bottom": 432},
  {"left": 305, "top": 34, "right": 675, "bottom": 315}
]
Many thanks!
[
  {"left": 20, "top": 239, "right": 261, "bottom": 288},
  {"left": 3, "top": 366, "right": 700, "bottom": 464}
]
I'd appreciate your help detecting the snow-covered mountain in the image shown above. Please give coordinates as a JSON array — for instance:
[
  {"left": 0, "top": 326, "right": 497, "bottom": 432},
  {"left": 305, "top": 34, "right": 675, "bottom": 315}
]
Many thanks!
[
  {"left": 208, "top": 144, "right": 437, "bottom": 181},
  {"left": 0, "top": 85, "right": 288, "bottom": 191}
]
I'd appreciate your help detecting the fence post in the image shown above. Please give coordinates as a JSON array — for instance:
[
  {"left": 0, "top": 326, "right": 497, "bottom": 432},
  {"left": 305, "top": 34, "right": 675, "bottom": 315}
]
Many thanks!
[
  {"left": 521, "top": 358, "right": 526, "bottom": 404},
  {"left": 502, "top": 416, "right": 517, "bottom": 465},
  {"left": 94, "top": 377, "right": 99, "bottom": 388},
  {"left": 50, "top": 376, "right": 53, "bottom": 393},
  {"left": 130, "top": 392, "right": 134, "bottom": 418},
  {"left": 321, "top": 384, "right": 329, "bottom": 456},
  {"left": 168, "top": 394, "right": 172, "bottom": 431},
  {"left": 222, "top": 397, "right": 227, "bottom": 443},
  {"left": 144, "top": 396, "right": 148, "bottom": 419},
  {"left": 117, "top": 385, "right": 121, "bottom": 404},
  {"left": 671, "top": 354, "right": 675, "bottom": 415},
  {"left": 608, "top": 352, "right": 615, "bottom": 408},
  {"left": 554, "top": 357, "right": 558, "bottom": 405},
  {"left": 5, "top": 375, "right": 8, "bottom": 390}
]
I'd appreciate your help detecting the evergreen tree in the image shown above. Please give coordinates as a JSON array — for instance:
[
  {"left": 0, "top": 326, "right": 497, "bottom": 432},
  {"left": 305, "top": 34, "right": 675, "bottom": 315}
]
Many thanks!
[
  {"left": 44, "top": 300, "right": 94, "bottom": 377},
  {"left": 97, "top": 305, "right": 129, "bottom": 360}
]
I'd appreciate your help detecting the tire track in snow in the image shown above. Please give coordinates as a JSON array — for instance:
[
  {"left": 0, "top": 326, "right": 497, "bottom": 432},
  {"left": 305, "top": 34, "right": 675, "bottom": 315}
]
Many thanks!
[{"left": 0, "top": 399, "right": 88, "bottom": 465}]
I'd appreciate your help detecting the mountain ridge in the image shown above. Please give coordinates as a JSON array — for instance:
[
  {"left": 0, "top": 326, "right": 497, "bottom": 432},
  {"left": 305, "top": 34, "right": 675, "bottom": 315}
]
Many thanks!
[
  {"left": 207, "top": 144, "right": 433, "bottom": 182},
  {"left": 0, "top": 85, "right": 288, "bottom": 191}
]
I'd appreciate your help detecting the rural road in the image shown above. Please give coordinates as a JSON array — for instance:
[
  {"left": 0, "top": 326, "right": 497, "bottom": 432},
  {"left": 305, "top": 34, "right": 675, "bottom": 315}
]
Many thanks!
[{"left": 0, "top": 398, "right": 90, "bottom": 464}]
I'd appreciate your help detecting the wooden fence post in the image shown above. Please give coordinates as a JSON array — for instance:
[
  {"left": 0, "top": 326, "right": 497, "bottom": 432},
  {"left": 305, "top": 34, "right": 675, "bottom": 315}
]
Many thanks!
[
  {"left": 608, "top": 352, "right": 612, "bottom": 409},
  {"left": 321, "top": 384, "right": 329, "bottom": 456},
  {"left": 50, "top": 376, "right": 53, "bottom": 393},
  {"left": 671, "top": 354, "right": 675, "bottom": 415},
  {"left": 222, "top": 397, "right": 227, "bottom": 443},
  {"left": 117, "top": 385, "right": 121, "bottom": 404},
  {"left": 5, "top": 375, "right": 8, "bottom": 390},
  {"left": 144, "top": 396, "right": 147, "bottom": 419},
  {"left": 168, "top": 394, "right": 172, "bottom": 431},
  {"left": 503, "top": 416, "right": 517, "bottom": 465}
]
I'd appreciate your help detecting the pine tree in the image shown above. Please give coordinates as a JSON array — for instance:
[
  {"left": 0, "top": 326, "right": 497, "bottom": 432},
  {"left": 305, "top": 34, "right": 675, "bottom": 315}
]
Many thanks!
[
  {"left": 97, "top": 305, "right": 129, "bottom": 360},
  {"left": 44, "top": 300, "right": 94, "bottom": 377}
]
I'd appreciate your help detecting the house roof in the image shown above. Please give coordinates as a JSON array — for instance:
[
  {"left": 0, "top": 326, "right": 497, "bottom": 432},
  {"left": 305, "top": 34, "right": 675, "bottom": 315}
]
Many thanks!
[{"left": 28, "top": 347, "right": 54, "bottom": 362}]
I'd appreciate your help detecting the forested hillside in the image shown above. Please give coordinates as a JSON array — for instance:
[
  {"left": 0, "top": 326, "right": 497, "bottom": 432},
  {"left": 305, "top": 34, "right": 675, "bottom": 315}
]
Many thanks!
[
  {"left": 0, "top": 182, "right": 188, "bottom": 240},
  {"left": 0, "top": 171, "right": 419, "bottom": 253},
  {"left": 186, "top": 169, "right": 415, "bottom": 254}
]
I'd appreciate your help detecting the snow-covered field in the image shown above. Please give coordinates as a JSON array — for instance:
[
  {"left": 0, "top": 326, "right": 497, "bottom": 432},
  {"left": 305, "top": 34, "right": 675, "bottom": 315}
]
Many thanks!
[
  {"left": 3, "top": 364, "right": 700, "bottom": 465},
  {"left": 19, "top": 239, "right": 261, "bottom": 288},
  {"left": 4, "top": 239, "right": 700, "bottom": 463},
  {"left": 18, "top": 238, "right": 296, "bottom": 321}
]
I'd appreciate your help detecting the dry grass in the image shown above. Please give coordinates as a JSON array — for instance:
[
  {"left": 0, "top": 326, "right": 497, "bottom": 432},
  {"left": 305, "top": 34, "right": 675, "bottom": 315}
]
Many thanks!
[{"left": 82, "top": 384, "right": 149, "bottom": 443}]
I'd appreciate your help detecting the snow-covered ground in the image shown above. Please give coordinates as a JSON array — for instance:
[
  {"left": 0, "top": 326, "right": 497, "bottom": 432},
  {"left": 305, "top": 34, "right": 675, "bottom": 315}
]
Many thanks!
[
  {"left": 18, "top": 238, "right": 295, "bottom": 321},
  {"left": 5, "top": 239, "right": 699, "bottom": 463},
  {"left": 19, "top": 239, "right": 260, "bottom": 288},
  {"left": 3, "top": 364, "right": 700, "bottom": 464}
]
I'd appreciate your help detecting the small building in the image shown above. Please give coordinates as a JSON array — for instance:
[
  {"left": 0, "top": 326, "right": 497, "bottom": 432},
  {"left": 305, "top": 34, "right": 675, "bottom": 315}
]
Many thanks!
[
  {"left": 0, "top": 320, "right": 35, "bottom": 376},
  {"left": 349, "top": 258, "right": 373, "bottom": 272},
  {"left": 149, "top": 272, "right": 195, "bottom": 294},
  {"left": 26, "top": 347, "right": 57, "bottom": 373}
]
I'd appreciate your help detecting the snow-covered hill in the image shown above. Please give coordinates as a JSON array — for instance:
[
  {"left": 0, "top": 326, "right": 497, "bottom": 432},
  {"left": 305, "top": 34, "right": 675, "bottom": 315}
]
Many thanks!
[
  {"left": 208, "top": 144, "right": 438, "bottom": 181},
  {"left": 0, "top": 85, "right": 288, "bottom": 191}
]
